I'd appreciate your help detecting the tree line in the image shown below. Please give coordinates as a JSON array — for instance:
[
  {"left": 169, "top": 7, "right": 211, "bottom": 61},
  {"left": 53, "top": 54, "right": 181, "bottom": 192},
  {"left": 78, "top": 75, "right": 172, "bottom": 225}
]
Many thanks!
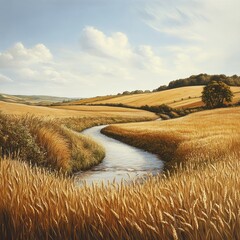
[
  {"left": 116, "top": 74, "right": 240, "bottom": 96},
  {"left": 153, "top": 74, "right": 240, "bottom": 92}
]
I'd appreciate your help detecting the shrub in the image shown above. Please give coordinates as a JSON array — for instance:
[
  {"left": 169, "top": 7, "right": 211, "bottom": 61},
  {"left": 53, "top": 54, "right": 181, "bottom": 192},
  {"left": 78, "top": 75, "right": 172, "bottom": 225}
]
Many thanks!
[
  {"left": 202, "top": 81, "right": 234, "bottom": 108},
  {"left": 0, "top": 113, "right": 44, "bottom": 163}
]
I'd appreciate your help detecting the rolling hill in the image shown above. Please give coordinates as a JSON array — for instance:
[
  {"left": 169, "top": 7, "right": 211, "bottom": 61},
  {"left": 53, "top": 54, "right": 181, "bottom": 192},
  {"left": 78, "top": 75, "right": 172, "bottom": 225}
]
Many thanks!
[
  {"left": 67, "top": 86, "right": 240, "bottom": 109},
  {"left": 0, "top": 93, "right": 73, "bottom": 105},
  {"left": 0, "top": 101, "right": 156, "bottom": 119}
]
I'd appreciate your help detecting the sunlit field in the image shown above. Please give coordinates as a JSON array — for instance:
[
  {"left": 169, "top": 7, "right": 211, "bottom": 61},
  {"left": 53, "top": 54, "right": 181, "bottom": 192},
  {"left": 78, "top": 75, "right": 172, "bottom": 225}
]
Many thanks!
[
  {"left": 71, "top": 86, "right": 240, "bottom": 109},
  {"left": 1, "top": 0, "right": 240, "bottom": 238},
  {"left": 1, "top": 157, "right": 239, "bottom": 239},
  {"left": 1, "top": 107, "right": 240, "bottom": 239},
  {"left": 0, "top": 113, "right": 106, "bottom": 173},
  {"left": 103, "top": 107, "right": 240, "bottom": 169},
  {"left": 0, "top": 101, "right": 157, "bottom": 173},
  {"left": 0, "top": 101, "right": 156, "bottom": 119}
]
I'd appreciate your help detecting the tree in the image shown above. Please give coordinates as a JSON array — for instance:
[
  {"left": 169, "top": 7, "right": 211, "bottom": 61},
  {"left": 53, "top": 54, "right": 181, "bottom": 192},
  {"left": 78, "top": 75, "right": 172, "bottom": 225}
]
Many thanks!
[{"left": 202, "top": 81, "right": 234, "bottom": 108}]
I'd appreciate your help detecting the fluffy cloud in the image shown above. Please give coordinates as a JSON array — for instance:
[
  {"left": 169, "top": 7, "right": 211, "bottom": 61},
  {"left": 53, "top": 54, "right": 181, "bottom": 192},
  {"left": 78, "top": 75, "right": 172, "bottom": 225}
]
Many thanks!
[
  {"left": 80, "top": 26, "right": 132, "bottom": 59},
  {"left": 2, "top": 15, "right": 239, "bottom": 97},
  {"left": 0, "top": 30, "right": 167, "bottom": 96},
  {"left": 136, "top": 45, "right": 163, "bottom": 73},
  {"left": 0, "top": 42, "right": 76, "bottom": 87},
  {"left": 80, "top": 26, "right": 164, "bottom": 74},
  {"left": 0, "top": 42, "right": 52, "bottom": 68}
]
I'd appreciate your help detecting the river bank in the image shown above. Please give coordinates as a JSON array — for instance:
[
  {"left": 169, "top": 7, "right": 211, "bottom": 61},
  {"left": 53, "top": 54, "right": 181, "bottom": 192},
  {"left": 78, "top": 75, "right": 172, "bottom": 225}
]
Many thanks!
[{"left": 77, "top": 125, "right": 163, "bottom": 185}]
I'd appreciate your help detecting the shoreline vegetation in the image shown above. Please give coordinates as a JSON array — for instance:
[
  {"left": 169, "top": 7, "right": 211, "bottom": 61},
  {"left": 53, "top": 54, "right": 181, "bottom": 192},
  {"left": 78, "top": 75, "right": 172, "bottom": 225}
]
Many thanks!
[
  {"left": 1, "top": 101, "right": 240, "bottom": 238},
  {"left": 101, "top": 107, "right": 240, "bottom": 170},
  {"left": 0, "top": 102, "right": 157, "bottom": 174},
  {"left": 0, "top": 112, "right": 156, "bottom": 174}
]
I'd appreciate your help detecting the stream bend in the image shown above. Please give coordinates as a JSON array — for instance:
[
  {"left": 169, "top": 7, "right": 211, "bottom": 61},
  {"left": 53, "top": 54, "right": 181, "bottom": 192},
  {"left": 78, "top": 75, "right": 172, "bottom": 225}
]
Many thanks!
[{"left": 76, "top": 125, "right": 163, "bottom": 185}]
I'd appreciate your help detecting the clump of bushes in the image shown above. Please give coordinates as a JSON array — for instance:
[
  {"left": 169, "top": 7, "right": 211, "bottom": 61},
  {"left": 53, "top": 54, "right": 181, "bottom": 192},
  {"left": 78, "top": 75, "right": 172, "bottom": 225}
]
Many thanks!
[
  {"left": 0, "top": 113, "right": 44, "bottom": 163},
  {"left": 0, "top": 113, "right": 72, "bottom": 171},
  {"left": 0, "top": 113, "right": 105, "bottom": 173},
  {"left": 140, "top": 104, "right": 186, "bottom": 119}
]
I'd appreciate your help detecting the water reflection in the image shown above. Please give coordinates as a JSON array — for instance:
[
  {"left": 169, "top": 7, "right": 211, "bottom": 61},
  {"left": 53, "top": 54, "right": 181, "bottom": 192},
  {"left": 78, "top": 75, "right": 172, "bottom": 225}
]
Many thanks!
[{"left": 75, "top": 125, "right": 163, "bottom": 185}]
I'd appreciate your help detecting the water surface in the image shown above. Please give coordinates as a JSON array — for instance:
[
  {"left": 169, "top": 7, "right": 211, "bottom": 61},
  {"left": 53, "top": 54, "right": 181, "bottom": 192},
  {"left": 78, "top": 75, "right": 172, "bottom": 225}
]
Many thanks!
[{"left": 76, "top": 125, "right": 163, "bottom": 185}]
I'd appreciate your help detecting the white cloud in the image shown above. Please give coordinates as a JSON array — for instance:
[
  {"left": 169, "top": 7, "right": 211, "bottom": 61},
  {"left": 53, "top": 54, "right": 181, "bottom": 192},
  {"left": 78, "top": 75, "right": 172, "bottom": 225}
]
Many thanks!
[
  {"left": 0, "top": 42, "right": 52, "bottom": 68},
  {"left": 80, "top": 26, "right": 165, "bottom": 74},
  {"left": 1, "top": 25, "right": 197, "bottom": 97},
  {"left": 142, "top": 0, "right": 240, "bottom": 47},
  {"left": 140, "top": 0, "right": 240, "bottom": 76},
  {"left": 80, "top": 26, "right": 132, "bottom": 59},
  {"left": 0, "top": 43, "right": 74, "bottom": 86},
  {"left": 141, "top": 0, "right": 217, "bottom": 41},
  {"left": 136, "top": 45, "right": 163, "bottom": 73},
  {"left": 2, "top": 15, "right": 239, "bottom": 98},
  {"left": 0, "top": 31, "right": 167, "bottom": 97},
  {"left": 0, "top": 73, "right": 13, "bottom": 82}
]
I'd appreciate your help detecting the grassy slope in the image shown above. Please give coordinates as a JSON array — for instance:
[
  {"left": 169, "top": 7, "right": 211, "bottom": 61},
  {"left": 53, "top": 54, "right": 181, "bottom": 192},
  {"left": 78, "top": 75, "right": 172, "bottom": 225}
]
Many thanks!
[
  {"left": 0, "top": 101, "right": 157, "bottom": 173},
  {"left": 1, "top": 104, "right": 240, "bottom": 239},
  {"left": 71, "top": 86, "right": 240, "bottom": 108},
  {"left": 0, "top": 113, "right": 106, "bottom": 173},
  {"left": 51, "top": 105, "right": 156, "bottom": 119},
  {"left": 68, "top": 95, "right": 118, "bottom": 105},
  {"left": 102, "top": 106, "right": 240, "bottom": 169},
  {"left": 0, "top": 101, "right": 156, "bottom": 119}
]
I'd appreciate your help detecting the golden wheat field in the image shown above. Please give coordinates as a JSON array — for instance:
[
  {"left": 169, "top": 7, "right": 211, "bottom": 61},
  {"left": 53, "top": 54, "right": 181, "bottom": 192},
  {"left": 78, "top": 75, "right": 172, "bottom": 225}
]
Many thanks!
[
  {"left": 1, "top": 157, "right": 240, "bottom": 240},
  {"left": 0, "top": 101, "right": 156, "bottom": 119},
  {"left": 72, "top": 86, "right": 240, "bottom": 108},
  {"left": 68, "top": 95, "right": 119, "bottom": 105},
  {"left": 102, "top": 107, "right": 240, "bottom": 168},
  {"left": 1, "top": 106, "right": 240, "bottom": 239},
  {"left": 0, "top": 101, "right": 156, "bottom": 173}
]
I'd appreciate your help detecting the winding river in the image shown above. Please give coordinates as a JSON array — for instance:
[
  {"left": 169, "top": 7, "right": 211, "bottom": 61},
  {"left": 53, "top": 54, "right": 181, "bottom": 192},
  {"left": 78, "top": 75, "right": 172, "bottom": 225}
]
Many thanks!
[{"left": 76, "top": 125, "right": 164, "bottom": 185}]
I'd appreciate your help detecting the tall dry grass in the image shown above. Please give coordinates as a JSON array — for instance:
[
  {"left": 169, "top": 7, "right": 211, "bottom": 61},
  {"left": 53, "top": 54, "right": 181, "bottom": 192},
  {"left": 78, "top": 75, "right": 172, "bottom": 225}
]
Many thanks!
[
  {"left": 62, "top": 127, "right": 105, "bottom": 171},
  {"left": 36, "top": 127, "right": 71, "bottom": 171},
  {"left": 0, "top": 100, "right": 157, "bottom": 119},
  {"left": 61, "top": 115, "right": 156, "bottom": 132},
  {"left": 0, "top": 153, "right": 239, "bottom": 239},
  {"left": 1, "top": 106, "right": 240, "bottom": 239},
  {"left": 0, "top": 113, "right": 106, "bottom": 173},
  {"left": 0, "top": 112, "right": 155, "bottom": 173},
  {"left": 102, "top": 107, "right": 240, "bottom": 170}
]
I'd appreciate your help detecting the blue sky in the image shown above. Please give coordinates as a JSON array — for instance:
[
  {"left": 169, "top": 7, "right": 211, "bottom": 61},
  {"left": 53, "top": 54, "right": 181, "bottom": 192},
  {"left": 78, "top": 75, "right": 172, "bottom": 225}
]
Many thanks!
[{"left": 0, "top": 0, "right": 240, "bottom": 97}]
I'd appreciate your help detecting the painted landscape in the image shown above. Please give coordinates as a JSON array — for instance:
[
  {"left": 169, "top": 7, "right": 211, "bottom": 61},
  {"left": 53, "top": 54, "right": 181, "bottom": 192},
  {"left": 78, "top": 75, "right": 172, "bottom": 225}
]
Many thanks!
[
  {"left": 1, "top": 1, "right": 240, "bottom": 239},
  {"left": 1, "top": 75, "right": 240, "bottom": 239}
]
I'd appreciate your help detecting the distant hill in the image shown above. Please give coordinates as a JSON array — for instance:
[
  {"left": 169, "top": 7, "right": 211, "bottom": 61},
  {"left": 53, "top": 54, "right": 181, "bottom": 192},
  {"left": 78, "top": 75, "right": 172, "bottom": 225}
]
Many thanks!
[
  {"left": 0, "top": 93, "right": 74, "bottom": 105},
  {"left": 67, "top": 86, "right": 240, "bottom": 109},
  {"left": 66, "top": 74, "right": 240, "bottom": 108},
  {"left": 153, "top": 74, "right": 240, "bottom": 92}
]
